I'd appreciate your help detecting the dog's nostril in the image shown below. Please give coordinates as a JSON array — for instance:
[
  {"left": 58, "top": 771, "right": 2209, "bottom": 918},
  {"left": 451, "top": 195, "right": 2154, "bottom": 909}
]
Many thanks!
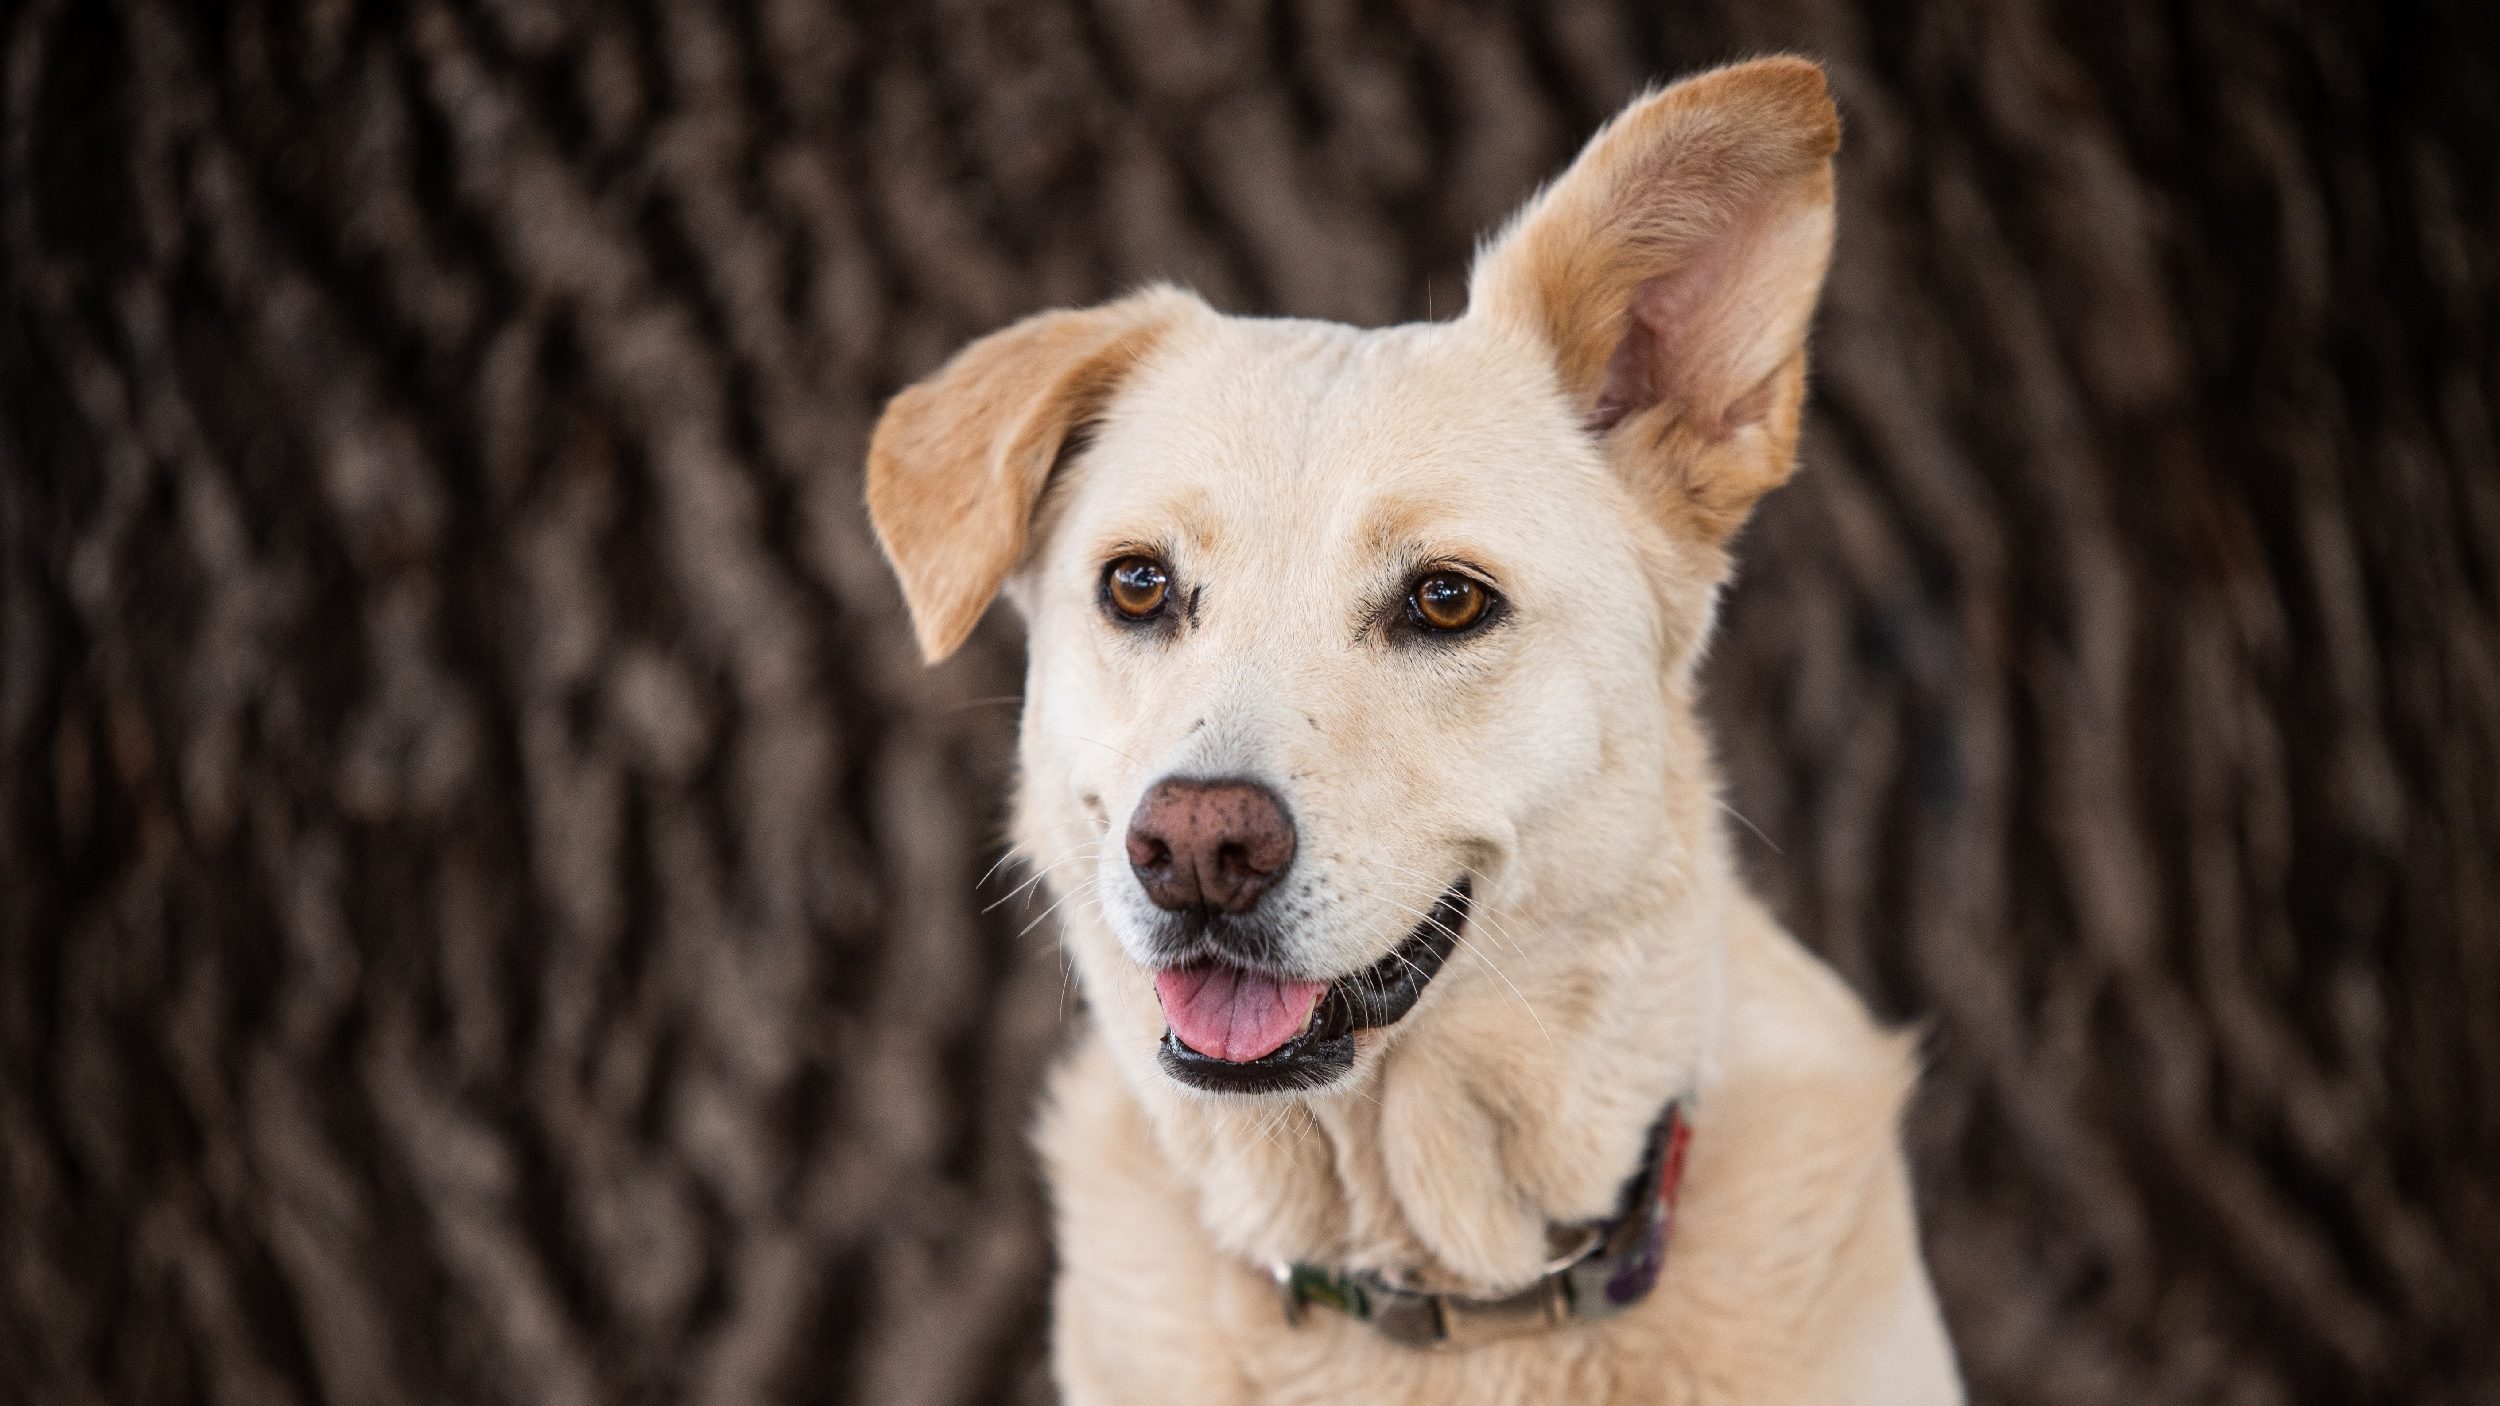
[{"left": 1126, "top": 829, "right": 1173, "bottom": 873}]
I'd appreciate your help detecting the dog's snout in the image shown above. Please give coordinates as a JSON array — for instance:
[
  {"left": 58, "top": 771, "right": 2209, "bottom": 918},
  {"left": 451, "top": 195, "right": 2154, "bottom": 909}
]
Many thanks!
[{"left": 1125, "top": 778, "right": 1296, "bottom": 916}]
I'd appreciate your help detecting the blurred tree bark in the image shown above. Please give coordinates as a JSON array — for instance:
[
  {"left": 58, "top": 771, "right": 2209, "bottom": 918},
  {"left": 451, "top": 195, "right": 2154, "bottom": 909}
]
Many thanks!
[{"left": 3, "top": 2, "right": 2495, "bottom": 1404}]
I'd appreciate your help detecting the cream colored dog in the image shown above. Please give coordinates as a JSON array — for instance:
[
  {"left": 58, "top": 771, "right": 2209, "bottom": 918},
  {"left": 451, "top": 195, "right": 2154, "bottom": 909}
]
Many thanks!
[{"left": 868, "top": 56, "right": 1961, "bottom": 1405}]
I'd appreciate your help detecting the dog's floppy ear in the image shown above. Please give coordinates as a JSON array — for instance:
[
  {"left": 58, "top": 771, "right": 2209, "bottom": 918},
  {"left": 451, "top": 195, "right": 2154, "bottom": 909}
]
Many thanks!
[
  {"left": 868, "top": 288, "right": 1193, "bottom": 661},
  {"left": 1468, "top": 57, "right": 1839, "bottom": 542}
]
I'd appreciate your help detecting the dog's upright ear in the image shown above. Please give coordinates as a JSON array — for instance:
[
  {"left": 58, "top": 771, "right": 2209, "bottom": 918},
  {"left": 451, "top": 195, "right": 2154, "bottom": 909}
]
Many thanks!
[
  {"left": 1468, "top": 57, "right": 1839, "bottom": 543},
  {"left": 868, "top": 287, "right": 1194, "bottom": 661}
]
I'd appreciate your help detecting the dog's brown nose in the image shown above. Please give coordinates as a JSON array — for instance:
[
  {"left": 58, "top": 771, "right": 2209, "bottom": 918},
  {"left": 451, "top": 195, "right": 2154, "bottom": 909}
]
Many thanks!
[{"left": 1125, "top": 778, "right": 1296, "bottom": 915}]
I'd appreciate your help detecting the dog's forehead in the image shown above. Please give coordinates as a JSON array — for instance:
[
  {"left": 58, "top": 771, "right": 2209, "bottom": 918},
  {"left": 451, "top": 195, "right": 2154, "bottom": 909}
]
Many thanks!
[{"left": 1071, "top": 314, "right": 1602, "bottom": 562}]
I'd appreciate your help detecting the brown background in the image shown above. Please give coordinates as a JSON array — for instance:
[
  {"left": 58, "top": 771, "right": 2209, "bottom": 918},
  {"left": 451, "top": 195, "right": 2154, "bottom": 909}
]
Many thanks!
[{"left": 4, "top": 1, "right": 2496, "bottom": 1403}]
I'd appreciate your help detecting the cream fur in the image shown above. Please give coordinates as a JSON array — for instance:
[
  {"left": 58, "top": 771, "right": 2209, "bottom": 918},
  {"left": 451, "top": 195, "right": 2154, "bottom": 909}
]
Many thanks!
[{"left": 868, "top": 57, "right": 1961, "bottom": 1405}]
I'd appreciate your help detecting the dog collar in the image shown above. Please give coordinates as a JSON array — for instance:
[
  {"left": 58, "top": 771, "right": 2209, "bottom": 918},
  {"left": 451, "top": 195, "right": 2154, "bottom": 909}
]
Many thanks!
[{"left": 1267, "top": 1098, "right": 1692, "bottom": 1350}]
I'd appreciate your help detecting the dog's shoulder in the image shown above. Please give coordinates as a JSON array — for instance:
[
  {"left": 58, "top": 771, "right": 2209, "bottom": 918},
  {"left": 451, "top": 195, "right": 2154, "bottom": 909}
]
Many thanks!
[
  {"left": 1698, "top": 897, "right": 1923, "bottom": 1265},
  {"left": 1036, "top": 1033, "right": 1269, "bottom": 1405},
  {"left": 1034, "top": 1030, "right": 1191, "bottom": 1269},
  {"left": 1718, "top": 895, "right": 1920, "bottom": 1115},
  {"left": 1650, "top": 898, "right": 1959, "bottom": 1404}
]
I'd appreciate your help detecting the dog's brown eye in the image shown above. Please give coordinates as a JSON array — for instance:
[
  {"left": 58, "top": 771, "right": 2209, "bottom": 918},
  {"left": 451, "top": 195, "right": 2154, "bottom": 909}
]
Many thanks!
[
  {"left": 1104, "top": 556, "right": 1171, "bottom": 620},
  {"left": 1409, "top": 572, "right": 1489, "bottom": 632}
]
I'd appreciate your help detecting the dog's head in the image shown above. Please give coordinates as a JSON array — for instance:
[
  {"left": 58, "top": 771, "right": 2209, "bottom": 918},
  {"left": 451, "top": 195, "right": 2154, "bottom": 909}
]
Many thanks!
[{"left": 870, "top": 59, "right": 1837, "bottom": 1099}]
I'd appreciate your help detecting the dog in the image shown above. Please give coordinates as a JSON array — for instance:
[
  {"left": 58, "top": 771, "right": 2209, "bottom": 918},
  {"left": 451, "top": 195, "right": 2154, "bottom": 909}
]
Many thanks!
[{"left": 867, "top": 55, "right": 1961, "bottom": 1405}]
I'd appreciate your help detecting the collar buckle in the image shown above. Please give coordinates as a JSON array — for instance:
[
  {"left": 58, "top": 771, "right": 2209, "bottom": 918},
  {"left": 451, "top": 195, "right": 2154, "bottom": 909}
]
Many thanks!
[{"left": 1427, "top": 1270, "right": 1573, "bottom": 1349}]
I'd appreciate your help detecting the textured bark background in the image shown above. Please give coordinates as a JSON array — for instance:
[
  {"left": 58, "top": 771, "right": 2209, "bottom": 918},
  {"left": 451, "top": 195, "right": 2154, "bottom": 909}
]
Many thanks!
[{"left": 4, "top": 1, "right": 2495, "bottom": 1404}]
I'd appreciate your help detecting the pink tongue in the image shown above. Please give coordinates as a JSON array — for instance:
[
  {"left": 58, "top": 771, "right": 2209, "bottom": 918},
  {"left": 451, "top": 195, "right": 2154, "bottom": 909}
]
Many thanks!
[{"left": 1155, "top": 964, "right": 1329, "bottom": 1064}]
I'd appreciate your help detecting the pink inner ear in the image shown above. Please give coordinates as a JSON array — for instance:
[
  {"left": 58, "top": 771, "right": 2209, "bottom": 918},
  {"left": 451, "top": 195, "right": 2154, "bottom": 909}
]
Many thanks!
[
  {"left": 1588, "top": 235, "right": 1752, "bottom": 437},
  {"left": 1585, "top": 185, "right": 1818, "bottom": 441},
  {"left": 1588, "top": 302, "right": 1660, "bottom": 435}
]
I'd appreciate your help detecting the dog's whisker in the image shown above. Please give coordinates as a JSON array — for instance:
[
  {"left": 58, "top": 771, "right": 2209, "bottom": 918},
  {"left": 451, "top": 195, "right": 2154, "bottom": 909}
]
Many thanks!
[
  {"left": 975, "top": 841, "right": 1030, "bottom": 892},
  {"left": 1366, "top": 863, "right": 1539, "bottom": 967},
  {"left": 1716, "top": 797, "right": 1782, "bottom": 855},
  {"left": 1290, "top": 1102, "right": 1327, "bottom": 1154},
  {"left": 1343, "top": 883, "right": 1557, "bottom": 1055},
  {"left": 1443, "top": 863, "right": 1541, "bottom": 959},
  {"left": 985, "top": 832, "right": 1100, "bottom": 889},
  {"left": 1441, "top": 929, "right": 1556, "bottom": 1052},
  {"left": 1043, "top": 732, "right": 1145, "bottom": 767},
  {"left": 985, "top": 840, "right": 1105, "bottom": 913},
  {"left": 1347, "top": 854, "right": 1538, "bottom": 961},
  {"left": 984, "top": 851, "right": 1079, "bottom": 914},
  {"left": 1251, "top": 1102, "right": 1297, "bottom": 1151},
  {"left": 1019, "top": 876, "right": 1100, "bottom": 941},
  {"left": 1376, "top": 940, "right": 1436, "bottom": 987},
  {"left": 1464, "top": 902, "right": 1538, "bottom": 962}
]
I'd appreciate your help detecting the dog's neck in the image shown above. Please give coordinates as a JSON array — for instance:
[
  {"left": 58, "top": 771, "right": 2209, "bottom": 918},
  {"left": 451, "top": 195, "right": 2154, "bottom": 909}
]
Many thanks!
[{"left": 1110, "top": 790, "right": 1735, "bottom": 1297}]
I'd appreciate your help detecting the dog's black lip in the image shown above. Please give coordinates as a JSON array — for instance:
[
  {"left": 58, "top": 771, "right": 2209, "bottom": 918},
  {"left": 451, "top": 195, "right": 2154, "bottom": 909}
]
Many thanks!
[{"left": 1157, "top": 878, "right": 1470, "bottom": 1095}]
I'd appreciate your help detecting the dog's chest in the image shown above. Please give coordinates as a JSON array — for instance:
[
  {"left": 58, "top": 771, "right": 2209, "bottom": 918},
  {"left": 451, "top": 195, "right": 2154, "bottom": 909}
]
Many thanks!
[{"left": 1040, "top": 1041, "right": 1696, "bottom": 1405}]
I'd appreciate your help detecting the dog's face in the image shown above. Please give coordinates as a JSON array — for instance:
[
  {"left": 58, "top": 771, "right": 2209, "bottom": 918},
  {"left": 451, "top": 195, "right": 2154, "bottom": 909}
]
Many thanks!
[
  {"left": 870, "top": 59, "right": 1838, "bottom": 1100},
  {"left": 1009, "top": 313, "right": 1702, "bottom": 1095}
]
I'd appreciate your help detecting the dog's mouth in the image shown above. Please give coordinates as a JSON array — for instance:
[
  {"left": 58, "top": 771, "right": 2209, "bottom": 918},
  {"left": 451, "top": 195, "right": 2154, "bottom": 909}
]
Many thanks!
[{"left": 1153, "top": 879, "right": 1470, "bottom": 1094}]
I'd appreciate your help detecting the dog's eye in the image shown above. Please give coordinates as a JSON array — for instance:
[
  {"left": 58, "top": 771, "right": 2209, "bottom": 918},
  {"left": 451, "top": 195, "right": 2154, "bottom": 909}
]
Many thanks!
[
  {"left": 1408, "top": 571, "right": 1490, "bottom": 632},
  {"left": 1104, "top": 556, "right": 1171, "bottom": 620}
]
